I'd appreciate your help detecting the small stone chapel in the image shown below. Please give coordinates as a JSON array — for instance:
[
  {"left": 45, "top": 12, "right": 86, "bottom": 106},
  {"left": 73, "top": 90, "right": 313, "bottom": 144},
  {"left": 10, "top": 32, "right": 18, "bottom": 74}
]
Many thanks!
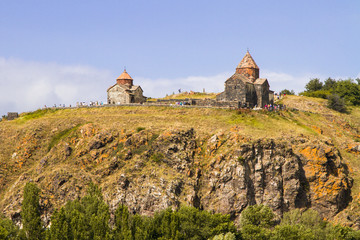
[
  {"left": 107, "top": 70, "right": 146, "bottom": 104},
  {"left": 217, "top": 51, "right": 274, "bottom": 108}
]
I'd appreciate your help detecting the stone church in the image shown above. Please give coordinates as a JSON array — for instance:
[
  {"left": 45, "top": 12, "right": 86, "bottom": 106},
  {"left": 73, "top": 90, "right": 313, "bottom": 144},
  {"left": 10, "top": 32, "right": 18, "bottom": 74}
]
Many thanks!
[
  {"left": 217, "top": 51, "right": 274, "bottom": 108},
  {"left": 107, "top": 70, "right": 146, "bottom": 104}
]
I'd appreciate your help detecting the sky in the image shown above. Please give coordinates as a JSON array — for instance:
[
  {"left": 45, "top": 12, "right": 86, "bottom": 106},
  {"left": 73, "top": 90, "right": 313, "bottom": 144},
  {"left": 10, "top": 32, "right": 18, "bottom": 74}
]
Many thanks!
[{"left": 0, "top": 0, "right": 359, "bottom": 116}]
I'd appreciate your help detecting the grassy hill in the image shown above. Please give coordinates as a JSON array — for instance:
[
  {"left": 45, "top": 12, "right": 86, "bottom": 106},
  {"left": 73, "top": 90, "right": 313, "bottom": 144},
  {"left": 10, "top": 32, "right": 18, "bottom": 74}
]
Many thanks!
[{"left": 1, "top": 95, "right": 360, "bottom": 226}]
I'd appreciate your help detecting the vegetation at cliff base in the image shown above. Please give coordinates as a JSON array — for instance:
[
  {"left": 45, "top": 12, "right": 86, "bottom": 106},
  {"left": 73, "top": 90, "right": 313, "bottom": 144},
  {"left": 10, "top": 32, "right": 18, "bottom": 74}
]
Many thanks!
[{"left": 2, "top": 183, "right": 360, "bottom": 240}]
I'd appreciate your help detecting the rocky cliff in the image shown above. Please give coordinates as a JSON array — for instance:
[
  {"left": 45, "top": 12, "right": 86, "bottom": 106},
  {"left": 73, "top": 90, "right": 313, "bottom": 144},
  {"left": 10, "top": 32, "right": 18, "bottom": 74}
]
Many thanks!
[
  {"left": 1, "top": 97, "right": 360, "bottom": 227},
  {"left": 0, "top": 124, "right": 353, "bottom": 226}
]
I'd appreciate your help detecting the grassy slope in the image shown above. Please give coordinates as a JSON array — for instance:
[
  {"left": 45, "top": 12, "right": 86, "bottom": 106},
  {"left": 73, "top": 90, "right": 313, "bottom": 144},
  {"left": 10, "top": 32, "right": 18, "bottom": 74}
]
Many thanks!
[{"left": 1, "top": 95, "right": 360, "bottom": 223}]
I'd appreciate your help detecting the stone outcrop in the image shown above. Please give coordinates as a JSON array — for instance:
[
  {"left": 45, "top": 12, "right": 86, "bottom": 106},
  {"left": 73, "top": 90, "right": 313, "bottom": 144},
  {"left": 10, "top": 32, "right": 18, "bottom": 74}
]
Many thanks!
[{"left": 0, "top": 125, "right": 354, "bottom": 226}]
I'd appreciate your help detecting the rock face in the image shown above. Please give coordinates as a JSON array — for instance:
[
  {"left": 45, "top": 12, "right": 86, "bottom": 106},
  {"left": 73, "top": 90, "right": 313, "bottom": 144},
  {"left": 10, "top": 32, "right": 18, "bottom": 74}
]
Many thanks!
[{"left": 0, "top": 125, "right": 353, "bottom": 226}]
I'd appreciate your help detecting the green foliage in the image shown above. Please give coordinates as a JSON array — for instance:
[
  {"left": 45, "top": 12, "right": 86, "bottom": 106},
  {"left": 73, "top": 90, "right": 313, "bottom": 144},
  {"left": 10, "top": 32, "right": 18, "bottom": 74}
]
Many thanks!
[
  {"left": 334, "top": 79, "right": 360, "bottom": 105},
  {"left": 0, "top": 216, "right": 19, "bottom": 239},
  {"left": 240, "top": 205, "right": 275, "bottom": 240},
  {"left": 3, "top": 182, "right": 358, "bottom": 240},
  {"left": 240, "top": 205, "right": 275, "bottom": 228},
  {"left": 22, "top": 182, "right": 43, "bottom": 240},
  {"left": 150, "top": 153, "right": 165, "bottom": 163},
  {"left": 48, "top": 182, "right": 111, "bottom": 240},
  {"left": 114, "top": 204, "right": 132, "bottom": 239},
  {"left": 211, "top": 232, "right": 236, "bottom": 240},
  {"left": 280, "top": 89, "right": 295, "bottom": 95},
  {"left": 323, "top": 78, "right": 337, "bottom": 90},
  {"left": 136, "top": 127, "right": 146, "bottom": 132},
  {"left": 305, "top": 78, "right": 323, "bottom": 92},
  {"left": 274, "top": 209, "right": 360, "bottom": 240},
  {"left": 327, "top": 94, "right": 347, "bottom": 113},
  {"left": 48, "top": 124, "right": 82, "bottom": 152},
  {"left": 22, "top": 108, "right": 59, "bottom": 121},
  {"left": 176, "top": 206, "right": 236, "bottom": 239},
  {"left": 300, "top": 90, "right": 331, "bottom": 99},
  {"left": 237, "top": 156, "right": 245, "bottom": 163},
  {"left": 114, "top": 205, "right": 236, "bottom": 240},
  {"left": 302, "top": 78, "right": 360, "bottom": 107}
]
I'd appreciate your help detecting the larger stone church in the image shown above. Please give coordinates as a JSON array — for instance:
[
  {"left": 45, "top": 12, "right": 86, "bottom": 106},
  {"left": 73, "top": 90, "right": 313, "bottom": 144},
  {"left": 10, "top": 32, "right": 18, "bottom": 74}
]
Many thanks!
[{"left": 217, "top": 51, "right": 273, "bottom": 108}]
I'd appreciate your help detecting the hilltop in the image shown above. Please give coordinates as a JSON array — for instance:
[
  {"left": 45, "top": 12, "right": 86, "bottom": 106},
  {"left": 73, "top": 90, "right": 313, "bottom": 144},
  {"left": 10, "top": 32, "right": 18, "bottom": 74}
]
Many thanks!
[{"left": 1, "top": 95, "right": 360, "bottom": 227}]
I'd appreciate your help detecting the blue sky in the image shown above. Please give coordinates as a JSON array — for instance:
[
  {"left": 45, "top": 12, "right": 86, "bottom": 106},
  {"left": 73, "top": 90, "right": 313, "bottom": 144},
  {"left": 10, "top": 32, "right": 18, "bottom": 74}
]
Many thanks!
[{"left": 0, "top": 0, "right": 359, "bottom": 115}]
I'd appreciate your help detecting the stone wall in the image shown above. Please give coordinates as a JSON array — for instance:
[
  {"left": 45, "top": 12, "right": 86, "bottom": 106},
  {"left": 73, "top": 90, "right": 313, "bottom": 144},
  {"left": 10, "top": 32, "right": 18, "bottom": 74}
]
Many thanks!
[
  {"left": 223, "top": 78, "right": 247, "bottom": 102},
  {"left": 7, "top": 112, "right": 19, "bottom": 120},
  {"left": 133, "top": 88, "right": 146, "bottom": 103},
  {"left": 107, "top": 85, "right": 129, "bottom": 104}
]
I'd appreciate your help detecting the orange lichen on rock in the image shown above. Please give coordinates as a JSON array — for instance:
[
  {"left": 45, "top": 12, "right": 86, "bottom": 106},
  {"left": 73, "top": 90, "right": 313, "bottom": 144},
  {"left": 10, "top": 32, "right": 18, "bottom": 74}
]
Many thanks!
[
  {"left": 299, "top": 143, "right": 352, "bottom": 212},
  {"left": 300, "top": 146, "right": 327, "bottom": 164},
  {"left": 345, "top": 143, "right": 360, "bottom": 154},
  {"left": 311, "top": 125, "right": 323, "bottom": 134}
]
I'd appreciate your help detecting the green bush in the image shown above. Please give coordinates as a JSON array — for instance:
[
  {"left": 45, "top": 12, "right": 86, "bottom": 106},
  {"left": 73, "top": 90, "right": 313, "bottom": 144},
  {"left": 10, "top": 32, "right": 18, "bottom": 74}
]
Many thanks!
[
  {"left": 299, "top": 90, "right": 331, "bottom": 99},
  {"left": 136, "top": 127, "right": 146, "bottom": 132},
  {"left": 280, "top": 89, "right": 295, "bottom": 95},
  {"left": 0, "top": 216, "right": 19, "bottom": 240},
  {"left": 327, "top": 94, "right": 347, "bottom": 113},
  {"left": 150, "top": 153, "right": 164, "bottom": 163}
]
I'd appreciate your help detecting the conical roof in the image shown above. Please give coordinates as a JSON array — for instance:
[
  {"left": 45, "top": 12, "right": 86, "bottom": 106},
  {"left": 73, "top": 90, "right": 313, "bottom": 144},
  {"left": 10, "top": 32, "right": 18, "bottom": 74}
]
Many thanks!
[
  {"left": 237, "top": 51, "right": 259, "bottom": 69},
  {"left": 117, "top": 70, "right": 133, "bottom": 80}
]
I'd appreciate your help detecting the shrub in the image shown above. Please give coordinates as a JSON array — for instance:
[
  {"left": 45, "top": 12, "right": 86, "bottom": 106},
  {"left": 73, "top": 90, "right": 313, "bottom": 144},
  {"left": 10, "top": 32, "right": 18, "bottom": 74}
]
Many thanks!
[
  {"left": 327, "top": 94, "right": 347, "bottom": 113},
  {"left": 0, "top": 216, "right": 19, "bottom": 239},
  {"left": 150, "top": 153, "right": 164, "bottom": 163},
  {"left": 299, "top": 90, "right": 331, "bottom": 99},
  {"left": 136, "top": 127, "right": 146, "bottom": 132},
  {"left": 280, "top": 89, "right": 295, "bottom": 95}
]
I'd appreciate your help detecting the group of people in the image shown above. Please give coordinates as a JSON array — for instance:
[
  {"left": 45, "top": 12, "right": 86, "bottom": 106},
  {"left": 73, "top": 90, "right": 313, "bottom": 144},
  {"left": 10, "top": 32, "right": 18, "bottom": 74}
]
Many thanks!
[
  {"left": 76, "top": 101, "right": 104, "bottom": 107},
  {"left": 44, "top": 101, "right": 105, "bottom": 109},
  {"left": 263, "top": 104, "right": 286, "bottom": 111}
]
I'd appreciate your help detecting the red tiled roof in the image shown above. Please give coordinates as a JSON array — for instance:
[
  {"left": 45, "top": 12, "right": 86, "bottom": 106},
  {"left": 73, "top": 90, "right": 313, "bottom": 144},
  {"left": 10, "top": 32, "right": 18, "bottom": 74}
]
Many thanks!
[
  {"left": 117, "top": 70, "right": 133, "bottom": 80},
  {"left": 237, "top": 51, "right": 259, "bottom": 69}
]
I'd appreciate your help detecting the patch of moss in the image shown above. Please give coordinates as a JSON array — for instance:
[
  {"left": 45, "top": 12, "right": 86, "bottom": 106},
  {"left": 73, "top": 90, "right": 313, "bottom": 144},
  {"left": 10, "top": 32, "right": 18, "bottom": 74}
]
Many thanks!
[
  {"left": 136, "top": 127, "right": 146, "bottom": 132},
  {"left": 237, "top": 156, "right": 245, "bottom": 163},
  {"left": 20, "top": 108, "right": 59, "bottom": 122},
  {"left": 48, "top": 124, "right": 83, "bottom": 151},
  {"left": 133, "top": 145, "right": 148, "bottom": 155},
  {"left": 150, "top": 153, "right": 164, "bottom": 163}
]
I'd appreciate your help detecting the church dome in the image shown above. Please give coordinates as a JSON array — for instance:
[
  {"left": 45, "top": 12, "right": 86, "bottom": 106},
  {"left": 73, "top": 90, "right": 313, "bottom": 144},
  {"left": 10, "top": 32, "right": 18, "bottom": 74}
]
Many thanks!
[
  {"left": 117, "top": 70, "right": 133, "bottom": 80},
  {"left": 116, "top": 69, "right": 133, "bottom": 86}
]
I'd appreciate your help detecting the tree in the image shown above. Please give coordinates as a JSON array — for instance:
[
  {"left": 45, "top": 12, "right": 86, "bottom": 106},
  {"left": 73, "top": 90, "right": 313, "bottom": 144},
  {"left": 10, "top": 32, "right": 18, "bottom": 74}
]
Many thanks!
[
  {"left": 280, "top": 89, "right": 295, "bottom": 95},
  {"left": 305, "top": 78, "right": 323, "bottom": 92},
  {"left": 81, "top": 183, "right": 110, "bottom": 239},
  {"left": 177, "top": 206, "right": 236, "bottom": 239},
  {"left": 22, "top": 182, "right": 43, "bottom": 240},
  {"left": 0, "top": 216, "right": 19, "bottom": 240},
  {"left": 211, "top": 232, "right": 236, "bottom": 240},
  {"left": 49, "top": 182, "right": 111, "bottom": 240},
  {"left": 323, "top": 78, "right": 337, "bottom": 91},
  {"left": 240, "top": 204, "right": 275, "bottom": 240},
  {"left": 48, "top": 208, "right": 71, "bottom": 240},
  {"left": 114, "top": 204, "right": 132, "bottom": 239},
  {"left": 327, "top": 94, "right": 347, "bottom": 113},
  {"left": 334, "top": 79, "right": 360, "bottom": 105}
]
